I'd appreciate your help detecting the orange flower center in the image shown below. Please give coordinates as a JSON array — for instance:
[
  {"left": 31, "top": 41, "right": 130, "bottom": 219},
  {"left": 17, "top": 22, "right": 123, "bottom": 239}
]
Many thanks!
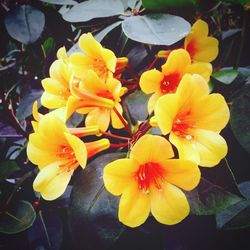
[
  {"left": 91, "top": 58, "right": 108, "bottom": 79},
  {"left": 135, "top": 162, "right": 165, "bottom": 193},
  {"left": 186, "top": 39, "right": 197, "bottom": 59},
  {"left": 172, "top": 111, "right": 194, "bottom": 140},
  {"left": 160, "top": 73, "right": 181, "bottom": 94}
]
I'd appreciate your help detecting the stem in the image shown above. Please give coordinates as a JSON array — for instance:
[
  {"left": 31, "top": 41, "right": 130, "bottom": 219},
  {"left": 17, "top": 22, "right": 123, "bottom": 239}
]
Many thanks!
[
  {"left": 100, "top": 131, "right": 130, "bottom": 141},
  {"left": 113, "top": 107, "right": 133, "bottom": 137},
  {"left": 39, "top": 210, "right": 52, "bottom": 249},
  {"left": 126, "top": 64, "right": 139, "bottom": 80},
  {"left": 0, "top": 92, "right": 28, "bottom": 139},
  {"left": 146, "top": 57, "right": 158, "bottom": 70},
  {"left": 110, "top": 143, "right": 129, "bottom": 148}
]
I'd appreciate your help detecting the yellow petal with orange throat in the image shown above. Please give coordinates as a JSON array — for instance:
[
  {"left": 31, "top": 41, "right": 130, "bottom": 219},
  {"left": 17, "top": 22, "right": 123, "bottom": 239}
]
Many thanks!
[
  {"left": 118, "top": 181, "right": 150, "bottom": 227},
  {"left": 33, "top": 163, "right": 72, "bottom": 200},
  {"left": 139, "top": 69, "right": 164, "bottom": 94},
  {"left": 130, "top": 134, "right": 174, "bottom": 165},
  {"left": 103, "top": 158, "right": 138, "bottom": 196},
  {"left": 150, "top": 182, "right": 190, "bottom": 225}
]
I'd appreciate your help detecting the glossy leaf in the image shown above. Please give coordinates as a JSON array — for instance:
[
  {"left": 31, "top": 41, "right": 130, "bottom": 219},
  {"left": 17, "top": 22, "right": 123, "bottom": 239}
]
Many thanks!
[
  {"left": 42, "top": 37, "right": 55, "bottom": 56},
  {"left": 63, "top": 0, "right": 124, "bottom": 22},
  {"left": 142, "top": 0, "right": 198, "bottom": 9},
  {"left": 216, "top": 181, "right": 250, "bottom": 230},
  {"left": 4, "top": 5, "right": 45, "bottom": 44},
  {"left": 186, "top": 178, "right": 243, "bottom": 215},
  {"left": 40, "top": 0, "right": 77, "bottom": 4},
  {"left": 230, "top": 85, "right": 250, "bottom": 154},
  {"left": 122, "top": 14, "right": 191, "bottom": 45},
  {"left": 212, "top": 69, "right": 239, "bottom": 85},
  {"left": 95, "top": 21, "right": 122, "bottom": 42},
  {"left": 0, "top": 161, "right": 20, "bottom": 181},
  {"left": 68, "top": 153, "right": 126, "bottom": 250},
  {"left": 0, "top": 200, "right": 36, "bottom": 234}
]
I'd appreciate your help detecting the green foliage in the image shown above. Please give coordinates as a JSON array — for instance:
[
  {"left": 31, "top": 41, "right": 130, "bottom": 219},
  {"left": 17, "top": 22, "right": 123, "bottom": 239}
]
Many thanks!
[
  {"left": 212, "top": 69, "right": 239, "bottom": 85},
  {"left": 122, "top": 14, "right": 191, "bottom": 45},
  {"left": 4, "top": 5, "right": 45, "bottom": 44},
  {"left": 0, "top": 161, "right": 20, "bottom": 181},
  {"left": 142, "top": 0, "right": 198, "bottom": 9},
  {"left": 0, "top": 200, "right": 36, "bottom": 234}
]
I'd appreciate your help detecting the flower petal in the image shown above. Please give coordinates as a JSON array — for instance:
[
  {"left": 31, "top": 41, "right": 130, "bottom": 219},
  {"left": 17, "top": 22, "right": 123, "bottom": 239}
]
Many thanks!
[
  {"left": 139, "top": 69, "right": 163, "bottom": 94},
  {"left": 79, "top": 33, "right": 102, "bottom": 58},
  {"left": 41, "top": 92, "right": 67, "bottom": 109},
  {"left": 102, "top": 48, "right": 116, "bottom": 72},
  {"left": 33, "top": 163, "right": 72, "bottom": 200},
  {"left": 185, "top": 62, "right": 212, "bottom": 82},
  {"left": 162, "top": 159, "right": 200, "bottom": 191},
  {"left": 150, "top": 182, "right": 190, "bottom": 225},
  {"left": 111, "top": 103, "right": 125, "bottom": 129},
  {"left": 130, "top": 134, "right": 174, "bottom": 165},
  {"left": 103, "top": 158, "right": 138, "bottom": 196},
  {"left": 148, "top": 92, "right": 162, "bottom": 114},
  {"left": 118, "top": 182, "right": 150, "bottom": 227}
]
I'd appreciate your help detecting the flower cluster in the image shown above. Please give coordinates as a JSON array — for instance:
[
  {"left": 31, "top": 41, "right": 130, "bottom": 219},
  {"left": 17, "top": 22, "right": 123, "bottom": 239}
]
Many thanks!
[{"left": 27, "top": 19, "right": 229, "bottom": 227}]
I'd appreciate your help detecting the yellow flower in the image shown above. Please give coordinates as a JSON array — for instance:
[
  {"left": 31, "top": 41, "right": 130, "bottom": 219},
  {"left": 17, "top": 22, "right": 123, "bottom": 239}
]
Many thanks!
[
  {"left": 27, "top": 112, "right": 109, "bottom": 200},
  {"left": 184, "top": 19, "right": 219, "bottom": 62},
  {"left": 69, "top": 33, "right": 127, "bottom": 80},
  {"left": 41, "top": 47, "right": 77, "bottom": 109},
  {"left": 103, "top": 134, "right": 200, "bottom": 227},
  {"left": 66, "top": 70, "right": 127, "bottom": 132},
  {"left": 139, "top": 49, "right": 212, "bottom": 113},
  {"left": 152, "top": 74, "right": 229, "bottom": 167}
]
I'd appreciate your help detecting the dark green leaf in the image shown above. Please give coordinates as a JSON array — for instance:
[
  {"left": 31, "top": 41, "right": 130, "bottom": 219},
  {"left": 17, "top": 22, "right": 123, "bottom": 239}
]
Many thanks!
[
  {"left": 186, "top": 178, "right": 243, "bottom": 215},
  {"left": 16, "top": 89, "right": 43, "bottom": 121},
  {"left": 212, "top": 69, "right": 239, "bottom": 85},
  {"left": 230, "top": 85, "right": 250, "bottom": 153},
  {"left": 142, "top": 0, "right": 197, "bottom": 9},
  {"left": 216, "top": 181, "right": 250, "bottom": 230},
  {"left": 63, "top": 0, "right": 124, "bottom": 22},
  {"left": 4, "top": 5, "right": 45, "bottom": 44},
  {"left": 95, "top": 21, "right": 122, "bottom": 42},
  {"left": 68, "top": 153, "right": 126, "bottom": 250},
  {"left": 220, "top": 0, "right": 250, "bottom": 6},
  {"left": 123, "top": 90, "right": 150, "bottom": 123},
  {"left": 0, "top": 200, "right": 36, "bottom": 234},
  {"left": 42, "top": 37, "right": 55, "bottom": 56},
  {"left": 0, "top": 161, "right": 20, "bottom": 181},
  {"left": 122, "top": 14, "right": 191, "bottom": 45}
]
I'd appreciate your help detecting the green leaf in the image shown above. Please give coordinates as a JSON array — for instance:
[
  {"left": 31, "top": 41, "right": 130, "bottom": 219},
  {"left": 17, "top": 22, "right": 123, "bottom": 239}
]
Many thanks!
[
  {"left": 212, "top": 69, "right": 239, "bottom": 85},
  {"left": 16, "top": 89, "right": 43, "bottom": 121},
  {"left": 0, "top": 161, "right": 20, "bottom": 181},
  {"left": 4, "top": 5, "right": 45, "bottom": 44},
  {"left": 68, "top": 153, "right": 126, "bottom": 250},
  {"left": 0, "top": 200, "right": 36, "bottom": 234},
  {"left": 123, "top": 90, "right": 150, "bottom": 123},
  {"left": 63, "top": 0, "right": 124, "bottom": 22},
  {"left": 220, "top": 0, "right": 250, "bottom": 6},
  {"left": 142, "top": 0, "right": 197, "bottom": 9},
  {"left": 95, "top": 21, "right": 122, "bottom": 42},
  {"left": 42, "top": 37, "right": 55, "bottom": 56},
  {"left": 230, "top": 84, "right": 250, "bottom": 154},
  {"left": 40, "top": 0, "right": 77, "bottom": 4},
  {"left": 216, "top": 181, "right": 250, "bottom": 230},
  {"left": 186, "top": 178, "right": 243, "bottom": 215},
  {"left": 122, "top": 14, "right": 191, "bottom": 45}
]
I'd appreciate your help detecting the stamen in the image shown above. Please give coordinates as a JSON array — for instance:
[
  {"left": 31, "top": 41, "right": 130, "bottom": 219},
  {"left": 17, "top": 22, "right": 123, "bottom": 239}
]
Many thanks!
[{"left": 160, "top": 73, "right": 181, "bottom": 94}]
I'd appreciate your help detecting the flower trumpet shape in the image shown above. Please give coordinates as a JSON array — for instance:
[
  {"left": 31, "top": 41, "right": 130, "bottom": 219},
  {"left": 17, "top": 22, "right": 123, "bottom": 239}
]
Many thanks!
[
  {"left": 41, "top": 47, "right": 77, "bottom": 109},
  {"left": 184, "top": 19, "right": 219, "bottom": 62},
  {"left": 103, "top": 134, "right": 200, "bottom": 227},
  {"left": 66, "top": 70, "right": 127, "bottom": 132},
  {"left": 69, "top": 33, "right": 127, "bottom": 80},
  {"left": 152, "top": 74, "right": 230, "bottom": 167},
  {"left": 27, "top": 113, "right": 110, "bottom": 200},
  {"left": 139, "top": 49, "right": 212, "bottom": 113}
]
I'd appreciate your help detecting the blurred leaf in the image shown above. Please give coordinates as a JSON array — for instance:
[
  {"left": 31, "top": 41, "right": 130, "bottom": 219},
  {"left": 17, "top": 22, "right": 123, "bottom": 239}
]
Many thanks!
[
  {"left": 40, "top": 0, "right": 77, "bottom": 4},
  {"left": 128, "top": 0, "right": 142, "bottom": 9},
  {"left": 68, "top": 153, "right": 126, "bottom": 250},
  {"left": 142, "top": 0, "right": 197, "bottom": 9},
  {"left": 0, "top": 200, "right": 36, "bottom": 234},
  {"left": 6, "top": 139, "right": 27, "bottom": 160},
  {"left": 28, "top": 210, "right": 63, "bottom": 250},
  {"left": 212, "top": 69, "right": 239, "bottom": 85},
  {"left": 221, "top": 0, "right": 250, "bottom": 6},
  {"left": 122, "top": 14, "right": 191, "bottom": 45},
  {"left": 230, "top": 84, "right": 250, "bottom": 153},
  {"left": 4, "top": 5, "right": 45, "bottom": 44},
  {"left": 216, "top": 181, "right": 250, "bottom": 230},
  {"left": 16, "top": 89, "right": 43, "bottom": 121},
  {"left": 66, "top": 112, "right": 84, "bottom": 128},
  {"left": 123, "top": 90, "right": 150, "bottom": 123},
  {"left": 222, "top": 28, "right": 241, "bottom": 40},
  {"left": 186, "top": 178, "right": 243, "bottom": 215},
  {"left": 42, "top": 37, "right": 55, "bottom": 56},
  {"left": 0, "top": 161, "right": 20, "bottom": 181},
  {"left": 95, "top": 21, "right": 122, "bottom": 42},
  {"left": 126, "top": 45, "right": 147, "bottom": 69},
  {"left": 63, "top": 0, "right": 124, "bottom": 22},
  {"left": 0, "top": 121, "right": 21, "bottom": 139}
]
